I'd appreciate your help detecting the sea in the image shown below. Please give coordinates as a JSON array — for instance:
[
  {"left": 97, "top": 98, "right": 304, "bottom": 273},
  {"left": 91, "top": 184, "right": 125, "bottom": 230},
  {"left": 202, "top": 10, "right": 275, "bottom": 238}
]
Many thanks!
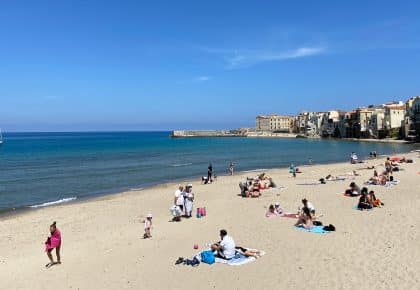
[{"left": 0, "top": 131, "right": 417, "bottom": 212}]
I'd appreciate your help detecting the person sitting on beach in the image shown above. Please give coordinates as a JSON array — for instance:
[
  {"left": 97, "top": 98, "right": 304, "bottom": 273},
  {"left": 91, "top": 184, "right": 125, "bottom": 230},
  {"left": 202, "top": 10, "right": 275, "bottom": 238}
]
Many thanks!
[
  {"left": 268, "top": 177, "right": 277, "bottom": 188},
  {"left": 170, "top": 205, "right": 182, "bottom": 222},
  {"left": 45, "top": 221, "right": 61, "bottom": 268},
  {"left": 346, "top": 182, "right": 361, "bottom": 196},
  {"left": 251, "top": 182, "right": 261, "bottom": 197},
  {"left": 266, "top": 204, "right": 280, "bottom": 217},
  {"left": 357, "top": 192, "right": 372, "bottom": 210},
  {"left": 258, "top": 179, "right": 269, "bottom": 190},
  {"left": 235, "top": 246, "right": 261, "bottom": 258},
  {"left": 295, "top": 207, "right": 313, "bottom": 229},
  {"left": 144, "top": 213, "right": 153, "bottom": 238},
  {"left": 211, "top": 229, "right": 236, "bottom": 260},
  {"left": 274, "top": 202, "right": 283, "bottom": 214},
  {"left": 367, "top": 190, "right": 384, "bottom": 208},
  {"left": 301, "top": 198, "right": 315, "bottom": 213}
]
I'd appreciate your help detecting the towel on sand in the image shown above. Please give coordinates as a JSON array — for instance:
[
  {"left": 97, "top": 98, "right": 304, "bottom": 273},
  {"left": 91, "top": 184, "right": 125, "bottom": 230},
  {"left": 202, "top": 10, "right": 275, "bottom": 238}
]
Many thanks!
[
  {"left": 196, "top": 248, "right": 265, "bottom": 266},
  {"left": 295, "top": 225, "right": 330, "bottom": 234},
  {"left": 281, "top": 213, "right": 299, "bottom": 218},
  {"left": 215, "top": 249, "right": 265, "bottom": 266}
]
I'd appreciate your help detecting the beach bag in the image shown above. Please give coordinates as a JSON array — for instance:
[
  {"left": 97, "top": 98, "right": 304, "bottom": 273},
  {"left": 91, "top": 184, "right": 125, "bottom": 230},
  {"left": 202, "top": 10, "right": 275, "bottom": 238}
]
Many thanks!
[
  {"left": 200, "top": 250, "right": 215, "bottom": 264},
  {"left": 323, "top": 224, "right": 336, "bottom": 231}
]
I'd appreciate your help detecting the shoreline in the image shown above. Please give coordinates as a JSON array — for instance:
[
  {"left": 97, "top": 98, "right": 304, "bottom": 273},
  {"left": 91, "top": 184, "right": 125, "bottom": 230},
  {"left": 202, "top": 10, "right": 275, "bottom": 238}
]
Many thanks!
[
  {"left": 1, "top": 148, "right": 416, "bottom": 219},
  {"left": 1, "top": 151, "right": 419, "bottom": 289}
]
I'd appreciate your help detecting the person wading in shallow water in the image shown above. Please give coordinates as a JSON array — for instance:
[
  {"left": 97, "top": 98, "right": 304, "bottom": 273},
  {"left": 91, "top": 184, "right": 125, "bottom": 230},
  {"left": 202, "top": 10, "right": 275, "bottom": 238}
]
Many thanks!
[{"left": 229, "top": 162, "right": 234, "bottom": 176}]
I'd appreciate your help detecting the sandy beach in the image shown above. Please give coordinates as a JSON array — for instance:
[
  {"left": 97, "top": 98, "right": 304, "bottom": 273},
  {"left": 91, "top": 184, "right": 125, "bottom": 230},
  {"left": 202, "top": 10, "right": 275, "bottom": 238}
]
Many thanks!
[{"left": 1, "top": 152, "right": 419, "bottom": 290}]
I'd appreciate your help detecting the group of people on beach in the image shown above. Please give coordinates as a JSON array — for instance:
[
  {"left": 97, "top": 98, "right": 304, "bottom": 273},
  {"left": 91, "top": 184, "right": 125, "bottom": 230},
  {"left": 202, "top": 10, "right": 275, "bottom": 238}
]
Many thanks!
[
  {"left": 42, "top": 152, "right": 413, "bottom": 267},
  {"left": 238, "top": 173, "right": 276, "bottom": 198},
  {"left": 170, "top": 184, "right": 195, "bottom": 222}
]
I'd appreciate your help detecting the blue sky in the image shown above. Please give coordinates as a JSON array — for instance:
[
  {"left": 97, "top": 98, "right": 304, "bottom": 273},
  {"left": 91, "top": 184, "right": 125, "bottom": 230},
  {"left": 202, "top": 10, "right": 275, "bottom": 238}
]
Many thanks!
[{"left": 1, "top": 0, "right": 419, "bottom": 131}]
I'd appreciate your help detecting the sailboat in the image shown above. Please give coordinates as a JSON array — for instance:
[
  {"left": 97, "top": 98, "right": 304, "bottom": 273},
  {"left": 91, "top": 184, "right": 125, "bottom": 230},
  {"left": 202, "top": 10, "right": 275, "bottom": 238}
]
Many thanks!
[{"left": 0, "top": 129, "right": 3, "bottom": 145}]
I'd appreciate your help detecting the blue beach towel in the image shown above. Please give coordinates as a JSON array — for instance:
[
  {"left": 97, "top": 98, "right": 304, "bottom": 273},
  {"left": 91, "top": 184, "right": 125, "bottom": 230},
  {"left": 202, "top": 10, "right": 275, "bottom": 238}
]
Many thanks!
[{"left": 295, "top": 225, "right": 330, "bottom": 234}]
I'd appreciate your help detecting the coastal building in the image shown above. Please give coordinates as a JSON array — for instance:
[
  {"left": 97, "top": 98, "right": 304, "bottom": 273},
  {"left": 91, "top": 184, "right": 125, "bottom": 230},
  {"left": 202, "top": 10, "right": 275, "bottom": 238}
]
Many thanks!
[
  {"left": 320, "top": 110, "right": 346, "bottom": 137},
  {"left": 383, "top": 102, "right": 405, "bottom": 138},
  {"left": 256, "top": 114, "right": 293, "bottom": 132},
  {"left": 404, "top": 96, "right": 420, "bottom": 140},
  {"left": 369, "top": 108, "right": 385, "bottom": 138}
]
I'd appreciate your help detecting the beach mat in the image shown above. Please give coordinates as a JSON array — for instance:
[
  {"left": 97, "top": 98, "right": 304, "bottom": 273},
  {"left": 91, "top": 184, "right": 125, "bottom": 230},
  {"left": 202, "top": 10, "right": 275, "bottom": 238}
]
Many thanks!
[
  {"left": 295, "top": 225, "right": 330, "bottom": 234},
  {"left": 281, "top": 213, "right": 298, "bottom": 218},
  {"left": 215, "top": 249, "right": 265, "bottom": 266}
]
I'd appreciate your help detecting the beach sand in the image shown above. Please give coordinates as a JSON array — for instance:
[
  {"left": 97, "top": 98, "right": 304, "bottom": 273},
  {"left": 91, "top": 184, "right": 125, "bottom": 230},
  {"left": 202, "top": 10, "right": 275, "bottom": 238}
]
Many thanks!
[{"left": 1, "top": 152, "right": 419, "bottom": 290}]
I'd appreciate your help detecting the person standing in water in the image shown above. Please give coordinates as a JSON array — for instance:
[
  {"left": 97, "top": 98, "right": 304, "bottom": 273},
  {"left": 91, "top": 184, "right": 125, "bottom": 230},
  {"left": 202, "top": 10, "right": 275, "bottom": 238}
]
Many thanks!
[
  {"left": 45, "top": 221, "right": 61, "bottom": 268},
  {"left": 229, "top": 162, "right": 234, "bottom": 176},
  {"left": 208, "top": 163, "right": 213, "bottom": 182}
]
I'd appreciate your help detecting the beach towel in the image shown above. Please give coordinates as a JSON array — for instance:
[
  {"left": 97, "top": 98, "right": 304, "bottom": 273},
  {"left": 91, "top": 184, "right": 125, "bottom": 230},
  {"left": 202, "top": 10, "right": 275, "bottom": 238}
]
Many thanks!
[
  {"left": 295, "top": 225, "right": 330, "bottom": 234},
  {"left": 195, "top": 248, "right": 265, "bottom": 266},
  {"left": 214, "top": 249, "right": 265, "bottom": 266},
  {"left": 45, "top": 229, "right": 61, "bottom": 251},
  {"left": 281, "top": 212, "right": 299, "bottom": 218}
]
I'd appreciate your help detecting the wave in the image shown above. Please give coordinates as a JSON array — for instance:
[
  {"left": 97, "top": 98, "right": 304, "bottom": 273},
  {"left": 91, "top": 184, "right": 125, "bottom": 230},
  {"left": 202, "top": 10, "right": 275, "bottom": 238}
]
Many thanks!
[
  {"left": 170, "top": 163, "right": 193, "bottom": 167},
  {"left": 29, "top": 197, "right": 77, "bottom": 208},
  {"left": 242, "top": 168, "right": 268, "bottom": 173}
]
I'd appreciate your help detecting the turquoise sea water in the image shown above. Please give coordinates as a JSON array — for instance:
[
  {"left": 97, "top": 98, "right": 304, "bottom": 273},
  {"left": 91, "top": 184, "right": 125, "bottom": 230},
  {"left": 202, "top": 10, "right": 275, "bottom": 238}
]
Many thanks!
[{"left": 0, "top": 131, "right": 417, "bottom": 211}]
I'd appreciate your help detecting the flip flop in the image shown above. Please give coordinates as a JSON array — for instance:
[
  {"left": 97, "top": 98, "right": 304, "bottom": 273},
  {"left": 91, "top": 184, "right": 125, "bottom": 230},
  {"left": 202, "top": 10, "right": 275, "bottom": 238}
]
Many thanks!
[{"left": 45, "top": 262, "right": 53, "bottom": 268}]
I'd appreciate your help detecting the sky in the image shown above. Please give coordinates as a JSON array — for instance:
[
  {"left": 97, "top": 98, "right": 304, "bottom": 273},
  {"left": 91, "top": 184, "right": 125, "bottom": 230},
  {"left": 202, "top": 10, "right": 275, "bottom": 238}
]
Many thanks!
[{"left": 1, "top": 0, "right": 420, "bottom": 131}]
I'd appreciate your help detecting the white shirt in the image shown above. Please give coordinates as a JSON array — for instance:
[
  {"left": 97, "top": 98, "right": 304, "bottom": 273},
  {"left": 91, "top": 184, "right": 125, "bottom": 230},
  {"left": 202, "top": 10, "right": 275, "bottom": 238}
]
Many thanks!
[
  {"left": 220, "top": 235, "right": 236, "bottom": 259},
  {"left": 306, "top": 202, "right": 315, "bottom": 212},
  {"left": 174, "top": 190, "right": 184, "bottom": 206}
]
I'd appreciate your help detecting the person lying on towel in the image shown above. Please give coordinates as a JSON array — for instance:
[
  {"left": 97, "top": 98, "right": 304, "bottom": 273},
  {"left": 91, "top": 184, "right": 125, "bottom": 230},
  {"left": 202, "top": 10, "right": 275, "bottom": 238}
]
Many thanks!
[{"left": 210, "top": 229, "right": 236, "bottom": 260}]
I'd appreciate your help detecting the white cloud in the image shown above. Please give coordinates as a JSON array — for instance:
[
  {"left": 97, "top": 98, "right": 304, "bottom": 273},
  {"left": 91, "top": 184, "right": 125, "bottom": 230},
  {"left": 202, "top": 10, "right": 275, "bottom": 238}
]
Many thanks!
[
  {"left": 226, "top": 46, "right": 327, "bottom": 68},
  {"left": 193, "top": 76, "right": 211, "bottom": 81}
]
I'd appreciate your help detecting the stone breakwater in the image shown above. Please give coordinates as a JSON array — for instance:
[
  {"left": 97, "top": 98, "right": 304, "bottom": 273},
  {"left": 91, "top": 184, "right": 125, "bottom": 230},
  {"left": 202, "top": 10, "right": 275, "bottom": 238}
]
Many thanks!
[{"left": 171, "top": 130, "right": 297, "bottom": 138}]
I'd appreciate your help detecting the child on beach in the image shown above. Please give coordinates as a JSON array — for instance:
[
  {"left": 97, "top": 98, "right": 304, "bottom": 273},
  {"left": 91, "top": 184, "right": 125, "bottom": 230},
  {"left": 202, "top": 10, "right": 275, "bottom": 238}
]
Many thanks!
[
  {"left": 289, "top": 164, "right": 296, "bottom": 178},
  {"left": 144, "top": 213, "right": 153, "bottom": 238},
  {"left": 229, "top": 162, "right": 234, "bottom": 176},
  {"left": 45, "top": 221, "right": 61, "bottom": 268}
]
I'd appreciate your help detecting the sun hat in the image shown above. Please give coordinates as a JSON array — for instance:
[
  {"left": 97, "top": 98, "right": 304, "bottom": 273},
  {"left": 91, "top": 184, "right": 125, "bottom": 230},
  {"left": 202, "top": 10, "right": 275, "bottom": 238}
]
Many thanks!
[{"left": 147, "top": 213, "right": 153, "bottom": 218}]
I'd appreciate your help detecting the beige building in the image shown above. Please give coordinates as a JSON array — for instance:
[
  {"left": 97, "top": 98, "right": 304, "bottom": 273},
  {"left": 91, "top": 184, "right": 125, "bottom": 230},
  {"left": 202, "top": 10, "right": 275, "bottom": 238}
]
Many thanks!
[
  {"left": 384, "top": 103, "right": 405, "bottom": 129},
  {"left": 404, "top": 96, "right": 420, "bottom": 139},
  {"left": 256, "top": 114, "right": 293, "bottom": 132}
]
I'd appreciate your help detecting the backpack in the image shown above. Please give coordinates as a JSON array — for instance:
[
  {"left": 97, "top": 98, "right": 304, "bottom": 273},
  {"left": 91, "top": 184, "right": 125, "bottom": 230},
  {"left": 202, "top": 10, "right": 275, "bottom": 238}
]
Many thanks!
[
  {"left": 200, "top": 250, "right": 215, "bottom": 264},
  {"left": 323, "top": 224, "right": 336, "bottom": 231}
]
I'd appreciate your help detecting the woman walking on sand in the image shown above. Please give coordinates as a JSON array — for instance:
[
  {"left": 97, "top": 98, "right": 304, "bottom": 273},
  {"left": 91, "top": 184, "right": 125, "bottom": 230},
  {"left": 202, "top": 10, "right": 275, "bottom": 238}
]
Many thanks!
[{"left": 45, "top": 221, "right": 61, "bottom": 268}]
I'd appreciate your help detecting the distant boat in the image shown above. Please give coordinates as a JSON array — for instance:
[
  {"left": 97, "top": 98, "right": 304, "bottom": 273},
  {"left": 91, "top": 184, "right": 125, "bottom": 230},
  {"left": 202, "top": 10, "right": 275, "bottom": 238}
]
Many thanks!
[{"left": 0, "top": 129, "right": 3, "bottom": 145}]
